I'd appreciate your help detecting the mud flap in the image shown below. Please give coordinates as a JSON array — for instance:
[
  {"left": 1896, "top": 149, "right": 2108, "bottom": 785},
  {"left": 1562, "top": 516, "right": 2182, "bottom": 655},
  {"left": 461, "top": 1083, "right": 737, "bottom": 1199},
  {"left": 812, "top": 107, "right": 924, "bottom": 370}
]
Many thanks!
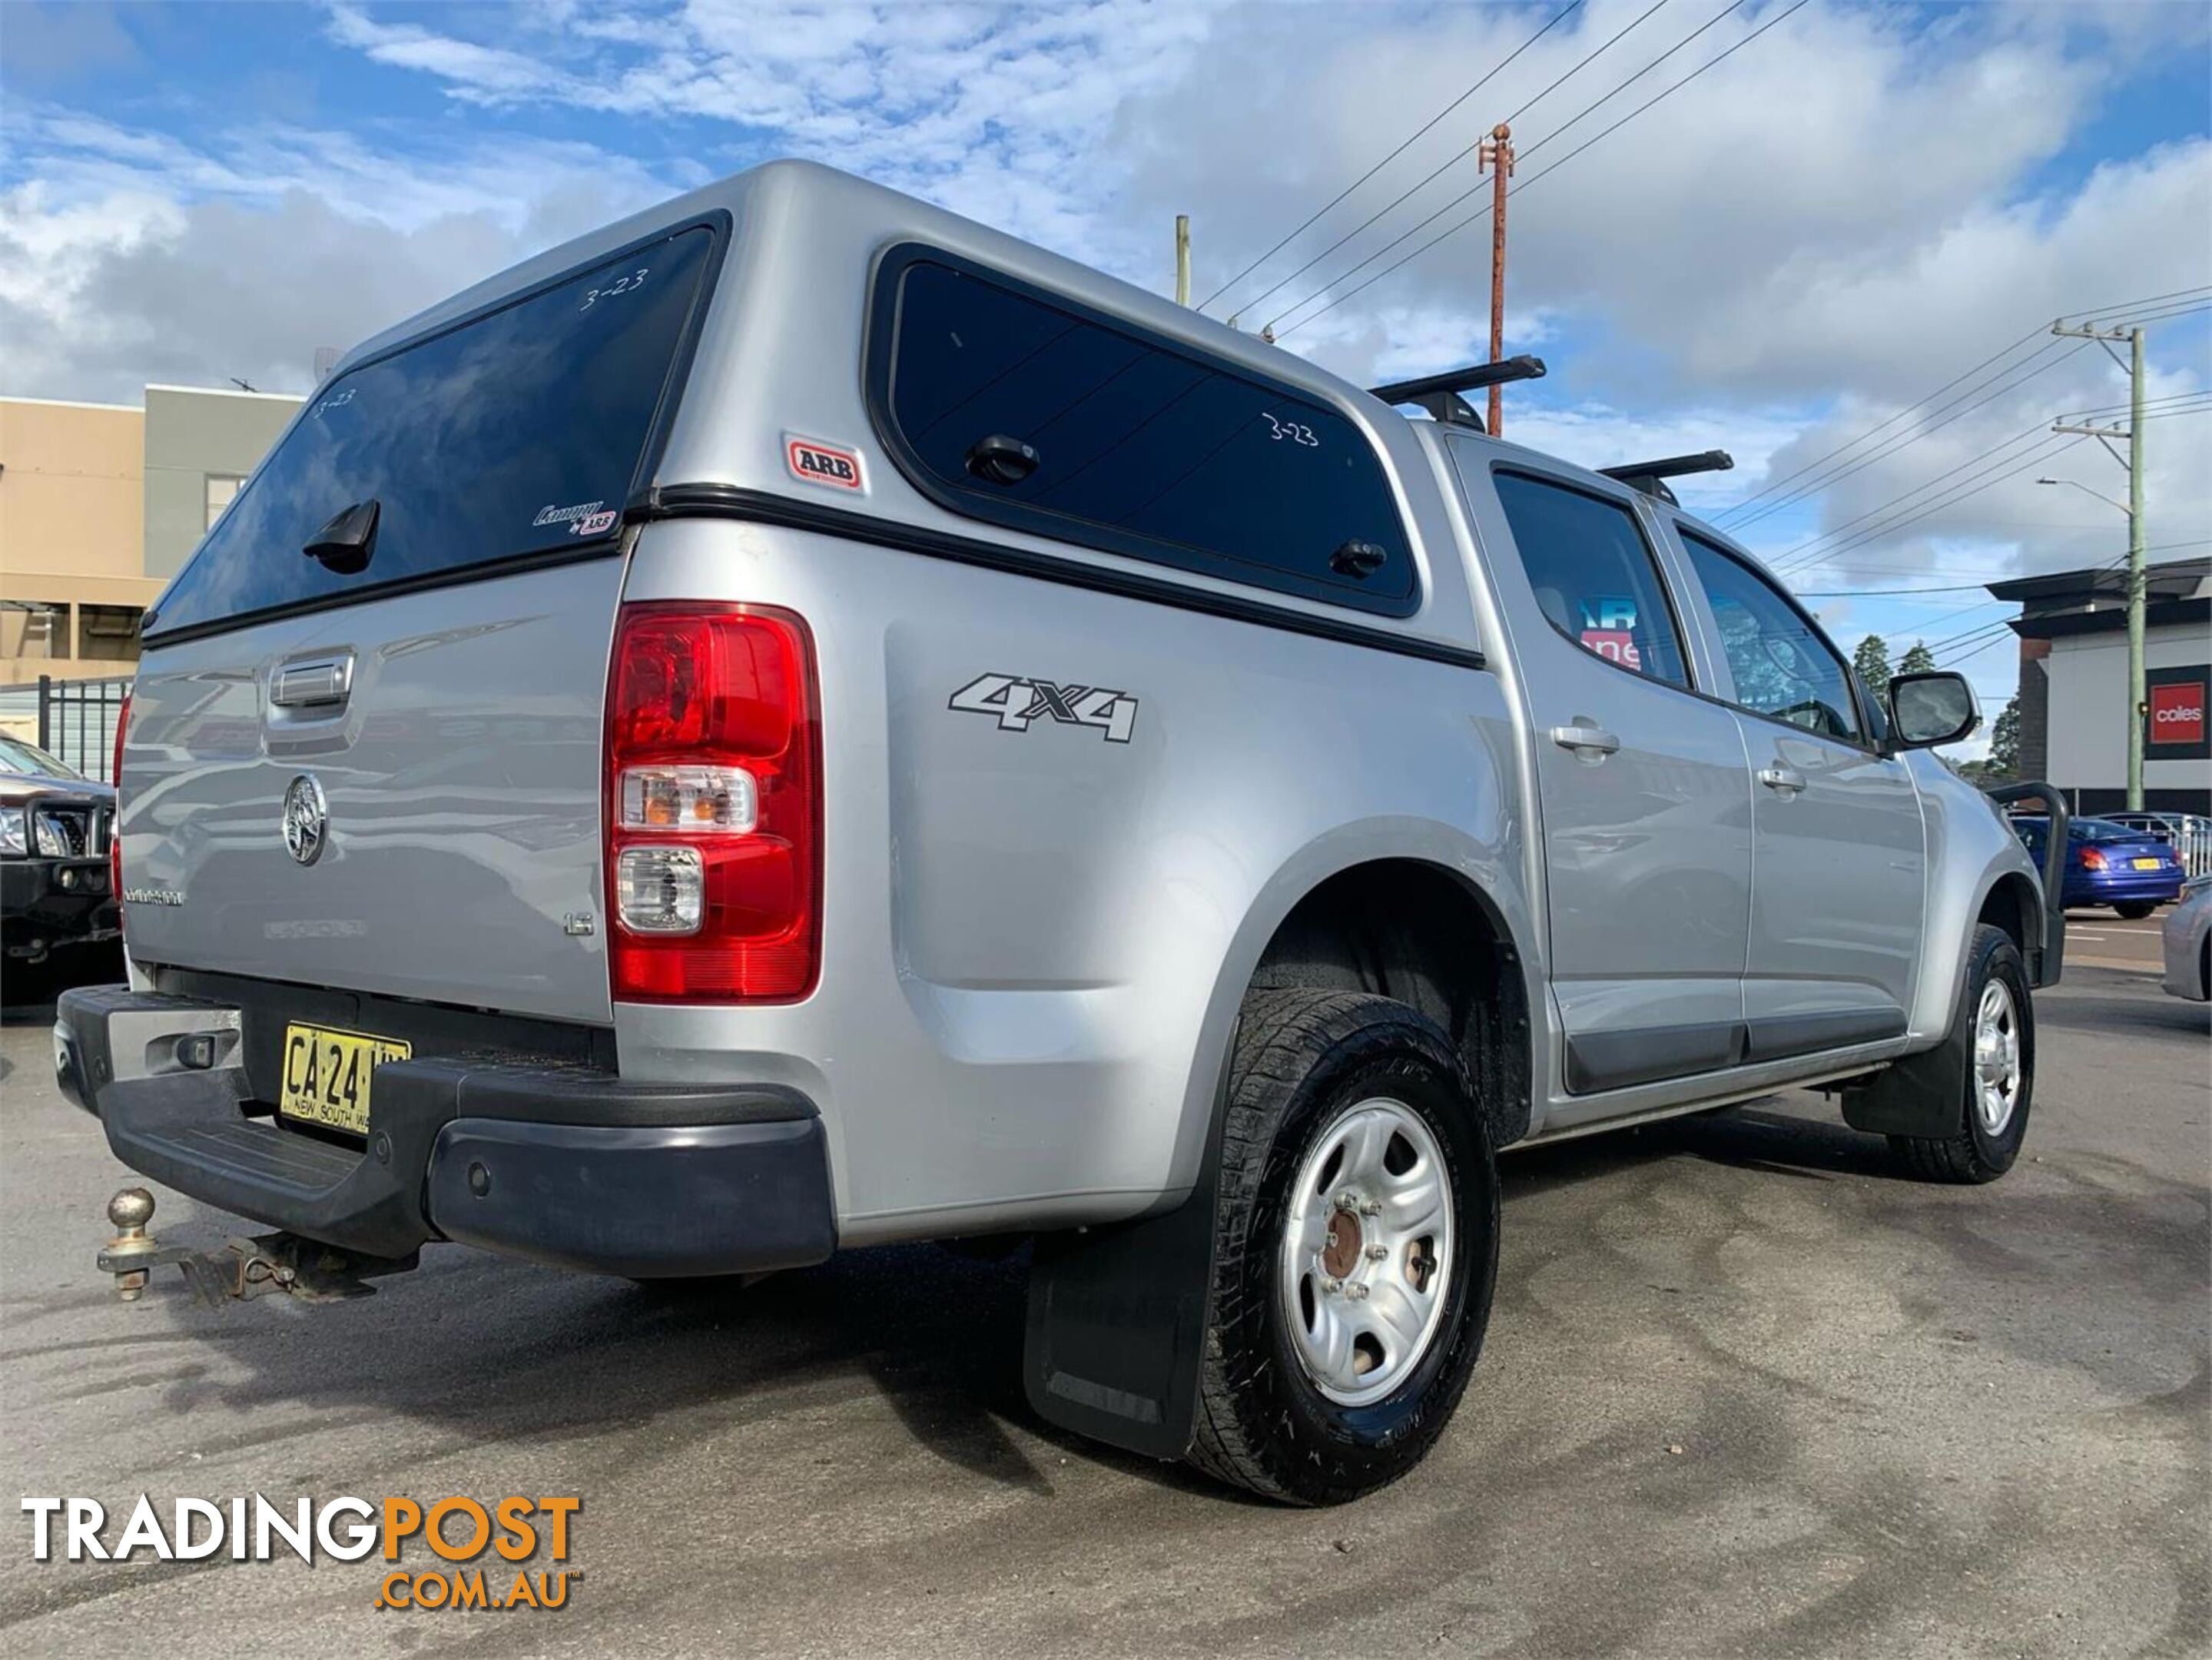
[
  {"left": 1840, "top": 1014, "right": 1970, "bottom": 1138},
  {"left": 1020, "top": 1057, "right": 1229, "bottom": 1461}
]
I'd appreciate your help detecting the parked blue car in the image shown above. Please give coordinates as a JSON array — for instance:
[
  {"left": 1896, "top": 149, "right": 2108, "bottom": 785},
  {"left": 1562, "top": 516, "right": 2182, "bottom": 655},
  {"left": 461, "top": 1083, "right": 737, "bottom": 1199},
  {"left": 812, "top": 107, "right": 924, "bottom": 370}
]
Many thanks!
[{"left": 2011, "top": 815, "right": 2188, "bottom": 917}]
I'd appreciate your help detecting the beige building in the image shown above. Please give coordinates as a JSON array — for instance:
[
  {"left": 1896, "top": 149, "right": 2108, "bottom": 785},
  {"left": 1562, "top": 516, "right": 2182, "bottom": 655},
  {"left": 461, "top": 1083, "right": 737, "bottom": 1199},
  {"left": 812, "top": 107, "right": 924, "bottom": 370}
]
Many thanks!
[{"left": 0, "top": 385, "right": 302, "bottom": 689}]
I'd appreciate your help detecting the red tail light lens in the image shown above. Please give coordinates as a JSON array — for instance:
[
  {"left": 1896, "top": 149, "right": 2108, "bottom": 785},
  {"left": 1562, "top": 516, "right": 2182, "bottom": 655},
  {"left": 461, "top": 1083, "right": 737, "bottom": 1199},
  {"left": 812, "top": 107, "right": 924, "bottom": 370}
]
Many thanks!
[
  {"left": 605, "top": 604, "right": 821, "bottom": 1001},
  {"left": 2078, "top": 845, "right": 2107, "bottom": 872},
  {"left": 109, "top": 692, "right": 131, "bottom": 911}
]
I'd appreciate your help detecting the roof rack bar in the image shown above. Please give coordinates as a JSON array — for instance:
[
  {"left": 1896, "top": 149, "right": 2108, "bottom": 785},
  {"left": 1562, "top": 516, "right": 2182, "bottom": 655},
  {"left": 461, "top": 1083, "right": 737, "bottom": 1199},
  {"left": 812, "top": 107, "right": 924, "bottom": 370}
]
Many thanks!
[
  {"left": 1368, "top": 354, "right": 1547, "bottom": 410},
  {"left": 1598, "top": 450, "right": 1733, "bottom": 507},
  {"left": 1597, "top": 450, "right": 1734, "bottom": 485}
]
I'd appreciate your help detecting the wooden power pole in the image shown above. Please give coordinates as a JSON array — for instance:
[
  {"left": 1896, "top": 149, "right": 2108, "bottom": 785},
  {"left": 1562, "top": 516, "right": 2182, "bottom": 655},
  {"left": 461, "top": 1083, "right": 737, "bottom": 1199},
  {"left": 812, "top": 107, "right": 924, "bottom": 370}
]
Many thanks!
[
  {"left": 1479, "top": 124, "right": 1514, "bottom": 433},
  {"left": 1175, "top": 214, "right": 1191, "bottom": 307}
]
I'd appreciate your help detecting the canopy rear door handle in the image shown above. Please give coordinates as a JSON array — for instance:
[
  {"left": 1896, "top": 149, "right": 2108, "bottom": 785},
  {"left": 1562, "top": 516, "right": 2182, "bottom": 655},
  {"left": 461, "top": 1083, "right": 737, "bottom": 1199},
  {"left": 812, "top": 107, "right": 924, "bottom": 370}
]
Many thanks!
[
  {"left": 1759, "top": 765, "right": 1807, "bottom": 795},
  {"left": 1550, "top": 723, "right": 1620, "bottom": 756},
  {"left": 271, "top": 653, "right": 354, "bottom": 709}
]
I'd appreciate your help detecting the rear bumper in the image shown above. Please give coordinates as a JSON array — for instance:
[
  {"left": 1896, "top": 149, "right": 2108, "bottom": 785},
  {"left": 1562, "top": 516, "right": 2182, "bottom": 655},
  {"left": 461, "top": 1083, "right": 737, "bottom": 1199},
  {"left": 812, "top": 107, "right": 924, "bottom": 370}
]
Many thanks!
[
  {"left": 2065, "top": 871, "right": 2186, "bottom": 906},
  {"left": 53, "top": 984, "right": 835, "bottom": 1277}
]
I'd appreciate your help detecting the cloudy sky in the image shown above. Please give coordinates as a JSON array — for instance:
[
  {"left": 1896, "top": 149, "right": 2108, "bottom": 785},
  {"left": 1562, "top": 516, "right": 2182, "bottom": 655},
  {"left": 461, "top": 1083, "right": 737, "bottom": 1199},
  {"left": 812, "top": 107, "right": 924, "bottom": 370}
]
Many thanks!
[{"left": 4, "top": 0, "right": 2208, "bottom": 709}]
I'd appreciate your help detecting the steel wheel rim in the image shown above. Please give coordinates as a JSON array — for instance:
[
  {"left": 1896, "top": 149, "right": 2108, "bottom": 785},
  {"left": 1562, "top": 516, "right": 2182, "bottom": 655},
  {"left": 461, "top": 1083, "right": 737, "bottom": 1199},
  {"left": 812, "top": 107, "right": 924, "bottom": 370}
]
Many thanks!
[
  {"left": 1972, "top": 978, "right": 2022, "bottom": 1134},
  {"left": 1278, "top": 1097, "right": 1455, "bottom": 1408}
]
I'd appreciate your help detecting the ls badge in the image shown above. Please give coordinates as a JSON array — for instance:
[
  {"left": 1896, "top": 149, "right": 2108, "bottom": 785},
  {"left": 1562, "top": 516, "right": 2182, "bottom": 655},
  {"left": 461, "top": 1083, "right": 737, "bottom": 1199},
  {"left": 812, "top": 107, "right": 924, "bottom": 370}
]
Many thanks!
[{"left": 948, "top": 673, "right": 1138, "bottom": 744}]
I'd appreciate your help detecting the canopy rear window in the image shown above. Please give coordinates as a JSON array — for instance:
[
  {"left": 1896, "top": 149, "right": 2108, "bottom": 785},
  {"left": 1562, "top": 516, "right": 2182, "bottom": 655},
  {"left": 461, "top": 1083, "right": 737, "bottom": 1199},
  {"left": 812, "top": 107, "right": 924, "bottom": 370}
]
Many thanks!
[
  {"left": 147, "top": 220, "right": 723, "bottom": 641},
  {"left": 866, "top": 247, "right": 1418, "bottom": 616}
]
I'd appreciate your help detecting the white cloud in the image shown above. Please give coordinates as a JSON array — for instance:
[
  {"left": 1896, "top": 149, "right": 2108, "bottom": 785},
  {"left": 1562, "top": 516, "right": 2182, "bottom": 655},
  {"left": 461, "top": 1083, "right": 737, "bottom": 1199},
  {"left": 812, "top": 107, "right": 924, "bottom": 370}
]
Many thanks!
[
  {"left": 2, "top": 0, "right": 2205, "bottom": 599},
  {"left": 0, "top": 107, "right": 687, "bottom": 398}
]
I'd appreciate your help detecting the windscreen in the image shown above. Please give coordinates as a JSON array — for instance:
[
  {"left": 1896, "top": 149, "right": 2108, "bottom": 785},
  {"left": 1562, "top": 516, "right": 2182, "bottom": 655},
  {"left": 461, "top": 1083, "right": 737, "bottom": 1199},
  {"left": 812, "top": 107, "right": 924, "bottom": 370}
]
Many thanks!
[{"left": 147, "top": 223, "right": 720, "bottom": 639}]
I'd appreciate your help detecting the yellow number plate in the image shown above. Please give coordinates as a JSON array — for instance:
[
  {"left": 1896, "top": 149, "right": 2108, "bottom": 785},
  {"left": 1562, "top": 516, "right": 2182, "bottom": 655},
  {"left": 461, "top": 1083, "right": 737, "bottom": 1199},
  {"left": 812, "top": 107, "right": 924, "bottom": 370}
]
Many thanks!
[
  {"left": 2131, "top": 857, "right": 2164, "bottom": 871},
  {"left": 280, "top": 1023, "right": 411, "bottom": 1137}
]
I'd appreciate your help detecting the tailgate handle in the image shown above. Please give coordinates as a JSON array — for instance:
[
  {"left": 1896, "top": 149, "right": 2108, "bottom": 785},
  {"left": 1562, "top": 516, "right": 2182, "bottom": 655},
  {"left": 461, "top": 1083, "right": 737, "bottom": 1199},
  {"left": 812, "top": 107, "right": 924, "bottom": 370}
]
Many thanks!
[{"left": 272, "top": 654, "right": 354, "bottom": 709}]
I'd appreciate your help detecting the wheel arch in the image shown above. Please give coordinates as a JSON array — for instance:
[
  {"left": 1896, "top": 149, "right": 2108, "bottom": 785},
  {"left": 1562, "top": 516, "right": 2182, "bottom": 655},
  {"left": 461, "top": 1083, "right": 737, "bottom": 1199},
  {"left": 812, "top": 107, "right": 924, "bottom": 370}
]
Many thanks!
[
  {"left": 1905, "top": 766, "right": 2057, "bottom": 1043},
  {"left": 1166, "top": 823, "right": 1543, "bottom": 1191}
]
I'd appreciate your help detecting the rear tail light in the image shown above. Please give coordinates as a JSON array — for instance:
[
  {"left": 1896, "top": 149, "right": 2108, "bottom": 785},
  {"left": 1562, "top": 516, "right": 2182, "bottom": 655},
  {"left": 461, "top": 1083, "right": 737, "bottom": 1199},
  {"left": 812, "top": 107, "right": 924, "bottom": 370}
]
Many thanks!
[
  {"left": 110, "top": 692, "right": 131, "bottom": 910},
  {"left": 2078, "top": 846, "right": 2107, "bottom": 872},
  {"left": 604, "top": 604, "right": 821, "bottom": 1001}
]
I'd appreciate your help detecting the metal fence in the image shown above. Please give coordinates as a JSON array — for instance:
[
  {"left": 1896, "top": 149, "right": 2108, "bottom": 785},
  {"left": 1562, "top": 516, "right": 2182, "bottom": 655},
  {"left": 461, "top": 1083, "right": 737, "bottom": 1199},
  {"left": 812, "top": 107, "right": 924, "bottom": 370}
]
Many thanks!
[
  {"left": 2167, "top": 819, "right": 2212, "bottom": 879},
  {"left": 33, "top": 674, "right": 132, "bottom": 785}
]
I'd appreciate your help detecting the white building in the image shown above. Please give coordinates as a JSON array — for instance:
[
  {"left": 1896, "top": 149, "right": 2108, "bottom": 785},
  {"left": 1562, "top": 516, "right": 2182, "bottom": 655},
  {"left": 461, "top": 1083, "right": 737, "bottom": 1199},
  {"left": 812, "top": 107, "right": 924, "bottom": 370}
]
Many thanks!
[{"left": 1990, "top": 557, "right": 2210, "bottom": 815}]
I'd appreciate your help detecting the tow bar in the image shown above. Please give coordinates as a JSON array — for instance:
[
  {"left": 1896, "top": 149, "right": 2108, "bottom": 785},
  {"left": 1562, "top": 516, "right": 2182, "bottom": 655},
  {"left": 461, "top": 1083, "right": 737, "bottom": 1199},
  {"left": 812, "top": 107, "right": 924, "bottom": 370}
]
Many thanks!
[{"left": 97, "top": 1188, "right": 418, "bottom": 1305}]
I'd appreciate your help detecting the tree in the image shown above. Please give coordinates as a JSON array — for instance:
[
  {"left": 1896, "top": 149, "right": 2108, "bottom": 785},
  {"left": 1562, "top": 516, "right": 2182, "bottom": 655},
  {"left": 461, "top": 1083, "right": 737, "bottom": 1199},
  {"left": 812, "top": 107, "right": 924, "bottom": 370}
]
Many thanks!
[
  {"left": 1987, "top": 696, "right": 2021, "bottom": 779},
  {"left": 1852, "top": 634, "right": 1893, "bottom": 700},
  {"left": 1897, "top": 640, "right": 1935, "bottom": 676}
]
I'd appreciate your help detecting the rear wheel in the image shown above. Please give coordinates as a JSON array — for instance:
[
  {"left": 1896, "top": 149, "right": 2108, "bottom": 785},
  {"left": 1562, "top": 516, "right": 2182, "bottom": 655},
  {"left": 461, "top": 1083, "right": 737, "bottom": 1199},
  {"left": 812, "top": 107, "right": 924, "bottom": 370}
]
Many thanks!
[
  {"left": 1889, "top": 925, "right": 2034, "bottom": 1184},
  {"left": 2114, "top": 901, "right": 2157, "bottom": 920},
  {"left": 1187, "top": 988, "right": 1497, "bottom": 1506}
]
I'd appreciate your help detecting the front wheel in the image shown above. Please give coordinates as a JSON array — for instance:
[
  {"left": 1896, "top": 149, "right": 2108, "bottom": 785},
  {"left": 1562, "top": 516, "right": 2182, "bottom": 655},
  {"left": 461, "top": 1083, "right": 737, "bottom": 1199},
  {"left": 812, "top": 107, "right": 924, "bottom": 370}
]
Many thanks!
[
  {"left": 2114, "top": 901, "right": 2157, "bottom": 920},
  {"left": 1186, "top": 988, "right": 1498, "bottom": 1506},
  {"left": 1889, "top": 924, "right": 2035, "bottom": 1184}
]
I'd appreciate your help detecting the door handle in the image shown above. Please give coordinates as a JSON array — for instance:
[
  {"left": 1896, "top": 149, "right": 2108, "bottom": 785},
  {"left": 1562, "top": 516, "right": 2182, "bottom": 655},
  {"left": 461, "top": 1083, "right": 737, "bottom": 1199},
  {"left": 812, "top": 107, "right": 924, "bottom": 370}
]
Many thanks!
[
  {"left": 1550, "top": 723, "right": 1621, "bottom": 756},
  {"left": 271, "top": 653, "right": 354, "bottom": 709},
  {"left": 1759, "top": 765, "right": 1807, "bottom": 795}
]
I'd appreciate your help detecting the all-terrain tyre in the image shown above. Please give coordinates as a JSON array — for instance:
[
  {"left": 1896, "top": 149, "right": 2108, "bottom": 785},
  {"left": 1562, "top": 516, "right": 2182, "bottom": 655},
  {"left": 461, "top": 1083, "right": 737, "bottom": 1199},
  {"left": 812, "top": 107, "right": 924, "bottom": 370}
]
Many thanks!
[
  {"left": 1889, "top": 924, "right": 2035, "bottom": 1184},
  {"left": 1186, "top": 988, "right": 1499, "bottom": 1505}
]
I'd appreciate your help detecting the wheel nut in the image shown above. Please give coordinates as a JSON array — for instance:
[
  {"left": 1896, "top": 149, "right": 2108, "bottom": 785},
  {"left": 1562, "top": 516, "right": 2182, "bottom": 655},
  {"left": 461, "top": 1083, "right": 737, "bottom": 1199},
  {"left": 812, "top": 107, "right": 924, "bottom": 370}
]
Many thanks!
[
  {"left": 1321, "top": 1277, "right": 1343, "bottom": 1294},
  {"left": 1359, "top": 1201, "right": 1382, "bottom": 1217},
  {"left": 1347, "top": 1283, "right": 1370, "bottom": 1300},
  {"left": 1366, "top": 1244, "right": 1389, "bottom": 1261},
  {"left": 1335, "top": 1191, "right": 1359, "bottom": 1210}
]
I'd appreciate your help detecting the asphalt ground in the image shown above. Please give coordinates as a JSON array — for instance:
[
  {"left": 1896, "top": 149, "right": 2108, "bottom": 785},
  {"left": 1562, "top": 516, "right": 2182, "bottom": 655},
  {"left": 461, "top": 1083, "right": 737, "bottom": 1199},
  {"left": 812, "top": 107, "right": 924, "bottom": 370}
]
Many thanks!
[{"left": 1, "top": 943, "right": 2205, "bottom": 1658}]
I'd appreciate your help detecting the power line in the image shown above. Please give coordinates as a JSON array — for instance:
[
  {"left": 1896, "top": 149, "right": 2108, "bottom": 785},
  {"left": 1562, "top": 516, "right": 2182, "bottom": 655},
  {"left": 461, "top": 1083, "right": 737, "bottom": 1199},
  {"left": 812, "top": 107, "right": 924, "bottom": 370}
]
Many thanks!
[
  {"left": 1721, "top": 340, "right": 2088, "bottom": 531},
  {"left": 1275, "top": 0, "right": 1814, "bottom": 337},
  {"left": 1765, "top": 423, "right": 2062, "bottom": 565},
  {"left": 1196, "top": 0, "right": 1585, "bottom": 314},
  {"left": 1736, "top": 370, "right": 2207, "bottom": 549},
  {"left": 1237, "top": 0, "right": 1671, "bottom": 327},
  {"left": 2071, "top": 282, "right": 2212, "bottom": 325},
  {"left": 1769, "top": 400, "right": 2209, "bottom": 576},
  {"left": 1791, "top": 543, "right": 2212, "bottom": 597},
  {"left": 1256, "top": 0, "right": 1747, "bottom": 335},
  {"left": 1514, "top": 0, "right": 1753, "bottom": 167},
  {"left": 1504, "top": 0, "right": 1815, "bottom": 196},
  {"left": 1769, "top": 436, "right": 2088, "bottom": 575},
  {"left": 1720, "top": 288, "right": 2212, "bottom": 523}
]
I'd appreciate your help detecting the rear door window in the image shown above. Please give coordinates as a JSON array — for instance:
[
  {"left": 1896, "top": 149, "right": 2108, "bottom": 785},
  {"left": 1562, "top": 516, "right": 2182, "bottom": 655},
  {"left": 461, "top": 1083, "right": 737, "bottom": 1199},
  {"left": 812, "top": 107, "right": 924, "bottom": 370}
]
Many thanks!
[
  {"left": 1490, "top": 470, "right": 1690, "bottom": 688},
  {"left": 868, "top": 248, "right": 1416, "bottom": 615},
  {"left": 147, "top": 221, "right": 723, "bottom": 641}
]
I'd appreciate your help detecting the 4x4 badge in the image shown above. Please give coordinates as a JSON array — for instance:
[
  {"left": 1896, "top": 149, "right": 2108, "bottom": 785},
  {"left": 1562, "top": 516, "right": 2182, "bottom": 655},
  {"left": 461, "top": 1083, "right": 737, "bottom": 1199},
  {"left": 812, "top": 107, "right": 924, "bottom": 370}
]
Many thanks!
[
  {"left": 948, "top": 673, "right": 1137, "bottom": 744},
  {"left": 281, "top": 774, "right": 329, "bottom": 865}
]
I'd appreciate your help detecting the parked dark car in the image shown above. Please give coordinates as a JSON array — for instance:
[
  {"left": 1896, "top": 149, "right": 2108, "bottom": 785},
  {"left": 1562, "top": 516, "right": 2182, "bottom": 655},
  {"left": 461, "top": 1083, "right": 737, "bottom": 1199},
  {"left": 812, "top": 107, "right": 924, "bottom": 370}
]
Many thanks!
[
  {"left": 0, "top": 735, "right": 119, "bottom": 978},
  {"left": 2010, "top": 815, "right": 2187, "bottom": 918}
]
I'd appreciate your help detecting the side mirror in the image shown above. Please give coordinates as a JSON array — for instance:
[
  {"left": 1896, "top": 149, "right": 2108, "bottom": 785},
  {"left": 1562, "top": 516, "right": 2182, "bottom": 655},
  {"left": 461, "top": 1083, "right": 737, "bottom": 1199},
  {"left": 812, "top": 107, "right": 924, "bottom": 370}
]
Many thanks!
[{"left": 1889, "top": 670, "right": 1978, "bottom": 749}]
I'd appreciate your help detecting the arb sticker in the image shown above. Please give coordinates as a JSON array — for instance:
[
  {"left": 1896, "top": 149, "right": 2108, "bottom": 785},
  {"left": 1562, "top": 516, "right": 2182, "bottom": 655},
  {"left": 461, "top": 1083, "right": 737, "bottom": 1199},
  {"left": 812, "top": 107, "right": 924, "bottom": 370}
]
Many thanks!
[
  {"left": 571, "top": 510, "right": 618, "bottom": 537},
  {"left": 787, "top": 437, "right": 864, "bottom": 493}
]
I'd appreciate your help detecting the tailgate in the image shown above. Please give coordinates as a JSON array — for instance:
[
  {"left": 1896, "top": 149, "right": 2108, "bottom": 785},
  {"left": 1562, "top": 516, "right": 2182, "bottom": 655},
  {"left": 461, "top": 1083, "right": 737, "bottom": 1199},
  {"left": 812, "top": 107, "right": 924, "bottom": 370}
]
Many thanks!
[
  {"left": 118, "top": 213, "right": 729, "bottom": 1024},
  {"left": 121, "top": 562, "right": 622, "bottom": 1021}
]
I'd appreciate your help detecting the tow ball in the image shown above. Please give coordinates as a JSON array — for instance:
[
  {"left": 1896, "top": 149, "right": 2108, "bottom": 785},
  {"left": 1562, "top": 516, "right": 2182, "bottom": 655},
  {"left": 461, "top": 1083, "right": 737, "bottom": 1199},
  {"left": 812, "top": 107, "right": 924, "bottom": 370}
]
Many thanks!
[{"left": 97, "top": 1188, "right": 417, "bottom": 1306}]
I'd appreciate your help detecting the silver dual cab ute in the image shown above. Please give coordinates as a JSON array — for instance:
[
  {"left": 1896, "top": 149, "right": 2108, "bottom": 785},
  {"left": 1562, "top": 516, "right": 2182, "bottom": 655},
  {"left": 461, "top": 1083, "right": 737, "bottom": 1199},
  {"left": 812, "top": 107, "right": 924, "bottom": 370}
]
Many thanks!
[{"left": 58, "top": 161, "right": 2064, "bottom": 1504}]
